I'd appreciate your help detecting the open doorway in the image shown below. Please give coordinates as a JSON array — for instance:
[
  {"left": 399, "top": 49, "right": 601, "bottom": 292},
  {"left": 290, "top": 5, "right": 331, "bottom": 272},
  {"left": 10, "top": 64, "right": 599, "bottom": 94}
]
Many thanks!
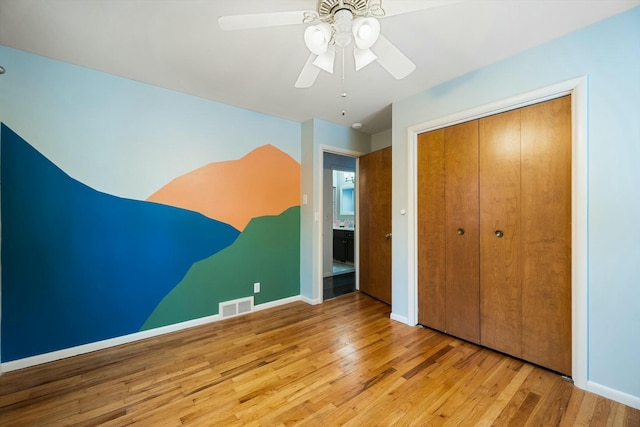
[{"left": 323, "top": 152, "right": 357, "bottom": 300}]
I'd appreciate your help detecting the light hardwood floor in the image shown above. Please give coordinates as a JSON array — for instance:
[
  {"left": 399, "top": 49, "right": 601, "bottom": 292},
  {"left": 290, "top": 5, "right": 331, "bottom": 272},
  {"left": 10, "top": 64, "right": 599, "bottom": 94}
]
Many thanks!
[{"left": 1, "top": 292, "right": 638, "bottom": 426}]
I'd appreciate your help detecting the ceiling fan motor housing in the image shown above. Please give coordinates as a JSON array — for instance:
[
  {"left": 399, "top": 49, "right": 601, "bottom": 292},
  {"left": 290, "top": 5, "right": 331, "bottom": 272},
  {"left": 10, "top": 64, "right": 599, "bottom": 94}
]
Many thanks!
[{"left": 318, "top": 0, "right": 369, "bottom": 19}]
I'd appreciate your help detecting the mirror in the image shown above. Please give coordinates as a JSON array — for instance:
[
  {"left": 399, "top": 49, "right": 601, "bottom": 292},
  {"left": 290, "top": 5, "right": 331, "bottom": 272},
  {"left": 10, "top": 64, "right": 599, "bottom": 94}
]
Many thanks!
[{"left": 340, "top": 185, "right": 354, "bottom": 215}]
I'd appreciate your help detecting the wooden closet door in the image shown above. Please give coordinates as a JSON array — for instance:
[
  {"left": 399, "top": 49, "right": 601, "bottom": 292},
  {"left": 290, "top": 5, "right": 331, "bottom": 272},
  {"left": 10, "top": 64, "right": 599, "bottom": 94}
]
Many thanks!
[
  {"left": 418, "top": 122, "right": 479, "bottom": 343},
  {"left": 520, "top": 95, "right": 572, "bottom": 375},
  {"left": 479, "top": 109, "right": 523, "bottom": 357},
  {"left": 359, "top": 146, "right": 392, "bottom": 304},
  {"left": 444, "top": 121, "right": 480, "bottom": 343},
  {"left": 417, "top": 129, "right": 446, "bottom": 330}
]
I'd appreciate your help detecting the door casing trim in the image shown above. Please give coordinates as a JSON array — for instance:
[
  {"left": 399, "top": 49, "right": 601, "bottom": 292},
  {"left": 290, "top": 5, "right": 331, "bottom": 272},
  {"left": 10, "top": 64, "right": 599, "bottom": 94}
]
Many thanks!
[{"left": 316, "top": 145, "right": 363, "bottom": 303}]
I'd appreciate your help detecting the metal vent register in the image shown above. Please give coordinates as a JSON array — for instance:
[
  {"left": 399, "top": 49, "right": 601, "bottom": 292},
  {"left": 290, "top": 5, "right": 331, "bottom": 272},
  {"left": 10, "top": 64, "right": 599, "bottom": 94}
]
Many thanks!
[{"left": 219, "top": 297, "right": 254, "bottom": 319}]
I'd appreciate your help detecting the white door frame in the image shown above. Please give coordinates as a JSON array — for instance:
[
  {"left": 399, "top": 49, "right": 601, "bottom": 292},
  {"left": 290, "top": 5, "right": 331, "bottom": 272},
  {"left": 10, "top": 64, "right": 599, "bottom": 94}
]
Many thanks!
[
  {"left": 405, "top": 77, "right": 588, "bottom": 389},
  {"left": 316, "top": 145, "right": 363, "bottom": 302}
]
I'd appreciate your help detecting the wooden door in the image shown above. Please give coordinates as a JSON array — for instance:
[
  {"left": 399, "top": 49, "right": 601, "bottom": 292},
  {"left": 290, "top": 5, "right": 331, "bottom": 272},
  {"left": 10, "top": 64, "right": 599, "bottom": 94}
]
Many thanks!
[
  {"left": 444, "top": 122, "right": 480, "bottom": 343},
  {"left": 418, "top": 121, "right": 480, "bottom": 344},
  {"left": 418, "top": 96, "right": 571, "bottom": 375},
  {"left": 479, "top": 109, "right": 523, "bottom": 357},
  {"left": 520, "top": 96, "right": 572, "bottom": 375},
  {"left": 359, "top": 147, "right": 392, "bottom": 304},
  {"left": 417, "top": 129, "right": 446, "bottom": 330}
]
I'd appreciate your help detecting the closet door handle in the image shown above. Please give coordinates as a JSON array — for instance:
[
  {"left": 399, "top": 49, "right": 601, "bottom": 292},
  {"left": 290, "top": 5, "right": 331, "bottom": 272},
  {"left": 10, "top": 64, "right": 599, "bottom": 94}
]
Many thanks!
[
  {"left": 457, "top": 228, "right": 465, "bottom": 236},
  {"left": 495, "top": 230, "right": 504, "bottom": 238},
  {"left": 385, "top": 233, "right": 392, "bottom": 239}
]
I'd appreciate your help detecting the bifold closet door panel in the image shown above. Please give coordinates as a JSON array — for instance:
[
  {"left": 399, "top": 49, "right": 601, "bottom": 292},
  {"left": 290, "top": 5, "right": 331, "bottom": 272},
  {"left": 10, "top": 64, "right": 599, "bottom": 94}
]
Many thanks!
[
  {"left": 444, "top": 121, "right": 480, "bottom": 344},
  {"left": 479, "top": 109, "right": 523, "bottom": 357},
  {"left": 520, "top": 95, "right": 572, "bottom": 375},
  {"left": 417, "top": 129, "right": 447, "bottom": 330}
]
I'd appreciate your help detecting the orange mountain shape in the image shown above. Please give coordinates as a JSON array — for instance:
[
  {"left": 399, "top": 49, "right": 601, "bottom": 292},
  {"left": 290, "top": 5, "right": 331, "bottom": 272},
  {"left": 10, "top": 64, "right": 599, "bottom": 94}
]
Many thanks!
[{"left": 147, "top": 145, "right": 300, "bottom": 231}]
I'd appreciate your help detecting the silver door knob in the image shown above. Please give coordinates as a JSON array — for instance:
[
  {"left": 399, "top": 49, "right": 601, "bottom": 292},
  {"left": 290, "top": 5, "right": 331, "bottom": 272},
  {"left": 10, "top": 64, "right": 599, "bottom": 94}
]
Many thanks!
[
  {"left": 495, "top": 230, "right": 504, "bottom": 238},
  {"left": 457, "top": 228, "right": 465, "bottom": 236},
  {"left": 385, "top": 233, "right": 392, "bottom": 239}
]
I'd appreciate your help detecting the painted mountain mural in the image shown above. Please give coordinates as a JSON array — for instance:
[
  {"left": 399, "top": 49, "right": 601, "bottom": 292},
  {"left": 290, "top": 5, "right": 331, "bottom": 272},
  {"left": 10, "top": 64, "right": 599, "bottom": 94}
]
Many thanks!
[
  {"left": 147, "top": 144, "right": 301, "bottom": 231},
  {"left": 142, "top": 206, "right": 300, "bottom": 330},
  {"left": 1, "top": 124, "right": 302, "bottom": 363},
  {"left": 0, "top": 124, "right": 240, "bottom": 362}
]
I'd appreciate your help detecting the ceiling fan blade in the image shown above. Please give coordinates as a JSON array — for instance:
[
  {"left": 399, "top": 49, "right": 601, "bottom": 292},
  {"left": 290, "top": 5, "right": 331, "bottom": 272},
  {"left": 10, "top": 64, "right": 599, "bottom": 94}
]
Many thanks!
[
  {"left": 295, "top": 54, "right": 322, "bottom": 88},
  {"left": 378, "top": 0, "right": 463, "bottom": 18},
  {"left": 371, "top": 34, "right": 416, "bottom": 80},
  {"left": 354, "top": 48, "right": 377, "bottom": 71},
  {"left": 312, "top": 47, "right": 336, "bottom": 74},
  {"left": 218, "top": 10, "right": 309, "bottom": 31}
]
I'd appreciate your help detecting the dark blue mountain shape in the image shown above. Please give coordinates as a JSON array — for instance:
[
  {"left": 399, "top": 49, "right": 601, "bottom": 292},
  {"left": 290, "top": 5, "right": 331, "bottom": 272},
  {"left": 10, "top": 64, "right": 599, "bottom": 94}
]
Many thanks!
[{"left": 1, "top": 124, "right": 240, "bottom": 362}]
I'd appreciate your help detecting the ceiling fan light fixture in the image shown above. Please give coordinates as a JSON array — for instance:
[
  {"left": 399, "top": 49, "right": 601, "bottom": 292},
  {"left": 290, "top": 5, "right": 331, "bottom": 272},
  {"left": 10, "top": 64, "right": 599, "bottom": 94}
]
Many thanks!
[
  {"left": 304, "top": 23, "right": 332, "bottom": 55},
  {"left": 352, "top": 17, "right": 380, "bottom": 49},
  {"left": 312, "top": 47, "right": 336, "bottom": 73},
  {"left": 354, "top": 48, "right": 377, "bottom": 71},
  {"left": 358, "top": 24, "right": 372, "bottom": 40}
]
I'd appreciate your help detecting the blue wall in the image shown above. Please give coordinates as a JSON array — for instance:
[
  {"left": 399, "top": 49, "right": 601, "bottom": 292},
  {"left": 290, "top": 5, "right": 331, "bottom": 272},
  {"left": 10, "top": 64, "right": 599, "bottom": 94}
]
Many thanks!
[{"left": 392, "top": 7, "right": 640, "bottom": 401}]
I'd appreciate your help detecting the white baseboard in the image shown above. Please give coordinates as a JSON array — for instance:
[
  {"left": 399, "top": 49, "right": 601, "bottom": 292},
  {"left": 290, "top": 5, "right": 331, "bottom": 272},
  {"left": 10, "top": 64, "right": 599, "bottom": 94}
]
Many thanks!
[
  {"left": 301, "top": 295, "right": 322, "bottom": 305},
  {"left": 254, "top": 295, "right": 302, "bottom": 312},
  {"left": 390, "top": 312, "right": 412, "bottom": 326},
  {"left": 1, "top": 295, "right": 302, "bottom": 373},
  {"left": 587, "top": 381, "right": 640, "bottom": 410}
]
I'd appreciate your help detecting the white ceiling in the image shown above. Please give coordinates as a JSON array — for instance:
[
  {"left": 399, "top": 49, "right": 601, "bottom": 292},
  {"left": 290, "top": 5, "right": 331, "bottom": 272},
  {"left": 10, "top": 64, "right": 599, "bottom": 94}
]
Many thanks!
[{"left": 1, "top": 0, "right": 638, "bottom": 134}]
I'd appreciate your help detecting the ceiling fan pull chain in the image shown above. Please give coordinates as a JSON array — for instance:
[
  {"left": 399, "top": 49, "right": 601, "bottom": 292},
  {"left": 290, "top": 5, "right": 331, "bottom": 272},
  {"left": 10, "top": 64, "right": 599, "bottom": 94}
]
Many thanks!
[
  {"left": 341, "top": 47, "right": 348, "bottom": 116},
  {"left": 342, "top": 46, "right": 346, "bottom": 82}
]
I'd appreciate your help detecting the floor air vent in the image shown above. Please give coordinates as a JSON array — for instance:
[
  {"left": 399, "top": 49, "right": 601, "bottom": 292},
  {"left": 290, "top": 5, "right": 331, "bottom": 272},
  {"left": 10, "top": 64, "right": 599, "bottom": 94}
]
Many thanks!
[{"left": 219, "top": 296, "right": 254, "bottom": 319}]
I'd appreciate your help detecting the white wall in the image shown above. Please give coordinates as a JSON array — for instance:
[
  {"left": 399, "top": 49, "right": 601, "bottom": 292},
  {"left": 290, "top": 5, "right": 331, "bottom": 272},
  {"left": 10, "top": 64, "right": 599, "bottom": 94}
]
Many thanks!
[
  {"left": 371, "top": 129, "right": 392, "bottom": 152},
  {"left": 391, "top": 7, "right": 640, "bottom": 406}
]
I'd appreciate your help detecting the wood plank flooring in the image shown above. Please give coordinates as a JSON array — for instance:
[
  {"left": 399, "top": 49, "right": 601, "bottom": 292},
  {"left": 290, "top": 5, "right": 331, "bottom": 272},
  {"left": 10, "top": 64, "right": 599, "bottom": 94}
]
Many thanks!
[{"left": 1, "top": 292, "right": 638, "bottom": 426}]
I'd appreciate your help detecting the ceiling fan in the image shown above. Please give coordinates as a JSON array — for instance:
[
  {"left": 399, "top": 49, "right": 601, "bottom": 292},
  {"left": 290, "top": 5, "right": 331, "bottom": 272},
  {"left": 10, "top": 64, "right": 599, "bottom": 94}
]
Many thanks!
[{"left": 218, "top": 0, "right": 454, "bottom": 88}]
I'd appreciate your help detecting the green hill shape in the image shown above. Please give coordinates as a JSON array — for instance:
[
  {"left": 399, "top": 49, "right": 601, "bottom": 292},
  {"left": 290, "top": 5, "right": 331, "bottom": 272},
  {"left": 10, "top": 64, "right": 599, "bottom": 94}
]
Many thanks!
[{"left": 142, "top": 206, "right": 300, "bottom": 330}]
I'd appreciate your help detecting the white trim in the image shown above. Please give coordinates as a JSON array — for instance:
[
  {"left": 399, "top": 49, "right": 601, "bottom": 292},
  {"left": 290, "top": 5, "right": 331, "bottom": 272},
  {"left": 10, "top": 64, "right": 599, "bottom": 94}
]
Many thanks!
[
  {"left": 255, "top": 295, "right": 302, "bottom": 311},
  {"left": 406, "top": 77, "right": 588, "bottom": 390},
  {"left": 355, "top": 159, "right": 360, "bottom": 292},
  {"left": 588, "top": 381, "right": 640, "bottom": 410},
  {"left": 301, "top": 295, "right": 322, "bottom": 305},
  {"left": 317, "top": 145, "right": 365, "bottom": 303},
  {"left": 1, "top": 295, "right": 304, "bottom": 373},
  {"left": 390, "top": 312, "right": 411, "bottom": 326},
  {"left": 406, "top": 123, "right": 418, "bottom": 327},
  {"left": 571, "top": 77, "right": 589, "bottom": 391}
]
